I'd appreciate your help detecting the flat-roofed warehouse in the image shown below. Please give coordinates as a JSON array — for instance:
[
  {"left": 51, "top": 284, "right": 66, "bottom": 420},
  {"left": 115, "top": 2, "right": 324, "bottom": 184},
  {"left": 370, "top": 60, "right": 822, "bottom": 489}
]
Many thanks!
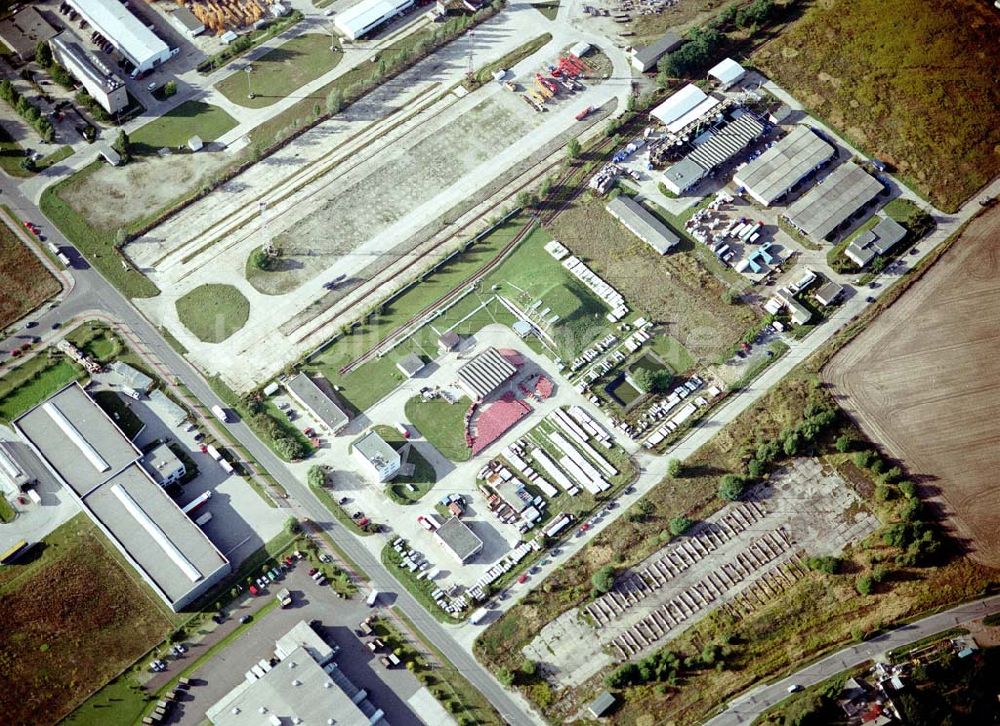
[
  {"left": 67, "top": 0, "right": 170, "bottom": 73},
  {"left": 733, "top": 125, "right": 836, "bottom": 207},
  {"left": 650, "top": 83, "right": 722, "bottom": 135},
  {"left": 456, "top": 347, "right": 517, "bottom": 401},
  {"left": 785, "top": 161, "right": 884, "bottom": 240},
  {"left": 14, "top": 383, "right": 229, "bottom": 611},
  {"left": 334, "top": 0, "right": 415, "bottom": 41},
  {"left": 662, "top": 112, "right": 765, "bottom": 194},
  {"left": 629, "top": 31, "right": 681, "bottom": 72},
  {"left": 286, "top": 372, "right": 350, "bottom": 434},
  {"left": 606, "top": 195, "right": 680, "bottom": 254},
  {"left": 0, "top": 6, "right": 57, "bottom": 63},
  {"left": 434, "top": 516, "right": 483, "bottom": 563}
]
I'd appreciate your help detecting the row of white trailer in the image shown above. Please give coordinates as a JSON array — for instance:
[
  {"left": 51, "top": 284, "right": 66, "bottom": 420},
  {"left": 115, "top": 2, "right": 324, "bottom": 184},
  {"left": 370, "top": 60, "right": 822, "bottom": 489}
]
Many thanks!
[
  {"left": 468, "top": 539, "right": 541, "bottom": 601},
  {"left": 546, "top": 240, "right": 630, "bottom": 321}
]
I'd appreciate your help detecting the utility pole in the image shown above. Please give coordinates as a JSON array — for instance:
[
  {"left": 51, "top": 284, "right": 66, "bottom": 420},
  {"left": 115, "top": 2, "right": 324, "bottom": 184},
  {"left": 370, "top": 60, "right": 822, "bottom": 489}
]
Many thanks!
[
  {"left": 259, "top": 200, "right": 275, "bottom": 256},
  {"left": 246, "top": 65, "right": 254, "bottom": 100}
]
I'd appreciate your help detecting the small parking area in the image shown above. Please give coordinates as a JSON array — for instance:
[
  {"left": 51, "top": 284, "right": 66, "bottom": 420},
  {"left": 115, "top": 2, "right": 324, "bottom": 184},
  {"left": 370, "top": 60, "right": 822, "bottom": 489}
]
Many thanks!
[{"left": 165, "top": 566, "right": 436, "bottom": 726}]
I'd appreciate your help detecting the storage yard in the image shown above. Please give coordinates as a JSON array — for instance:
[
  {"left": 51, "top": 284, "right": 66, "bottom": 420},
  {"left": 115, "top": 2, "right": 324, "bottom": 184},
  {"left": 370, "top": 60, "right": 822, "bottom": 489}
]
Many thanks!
[
  {"left": 824, "top": 207, "right": 1000, "bottom": 567},
  {"left": 124, "top": 22, "right": 629, "bottom": 391}
]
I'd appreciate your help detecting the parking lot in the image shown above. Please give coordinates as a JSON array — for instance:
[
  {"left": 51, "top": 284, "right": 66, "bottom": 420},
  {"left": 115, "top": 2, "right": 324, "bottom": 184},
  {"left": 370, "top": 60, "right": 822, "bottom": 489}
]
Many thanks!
[{"left": 160, "top": 565, "right": 448, "bottom": 726}]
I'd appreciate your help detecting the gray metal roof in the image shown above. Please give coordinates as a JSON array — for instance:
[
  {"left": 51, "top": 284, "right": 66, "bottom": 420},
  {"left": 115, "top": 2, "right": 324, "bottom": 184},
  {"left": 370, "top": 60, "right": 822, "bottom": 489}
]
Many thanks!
[
  {"left": 353, "top": 430, "right": 399, "bottom": 471},
  {"left": 588, "top": 690, "right": 617, "bottom": 716},
  {"left": 734, "top": 126, "right": 836, "bottom": 206},
  {"left": 663, "top": 157, "right": 707, "bottom": 192},
  {"left": 287, "top": 373, "right": 349, "bottom": 432},
  {"left": 395, "top": 352, "right": 425, "bottom": 377},
  {"left": 686, "top": 113, "right": 765, "bottom": 170},
  {"left": 786, "top": 162, "right": 884, "bottom": 239},
  {"left": 456, "top": 347, "right": 517, "bottom": 400},
  {"left": 632, "top": 32, "right": 681, "bottom": 69},
  {"left": 87, "top": 464, "right": 228, "bottom": 604},
  {"left": 434, "top": 516, "right": 483, "bottom": 562},
  {"left": 845, "top": 216, "right": 906, "bottom": 266},
  {"left": 814, "top": 280, "right": 844, "bottom": 305},
  {"left": 606, "top": 195, "right": 680, "bottom": 255},
  {"left": 109, "top": 360, "right": 154, "bottom": 392},
  {"left": 14, "top": 383, "right": 140, "bottom": 497},
  {"left": 170, "top": 6, "right": 203, "bottom": 32}
]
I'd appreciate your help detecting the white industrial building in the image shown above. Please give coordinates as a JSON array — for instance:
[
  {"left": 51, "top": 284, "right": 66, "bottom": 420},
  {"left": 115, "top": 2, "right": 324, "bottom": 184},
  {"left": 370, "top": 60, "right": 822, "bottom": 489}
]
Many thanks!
[
  {"left": 66, "top": 0, "right": 171, "bottom": 73},
  {"left": 661, "top": 112, "right": 765, "bottom": 195},
  {"left": 733, "top": 125, "right": 836, "bottom": 207},
  {"left": 456, "top": 347, "right": 518, "bottom": 401},
  {"left": 334, "top": 0, "right": 415, "bottom": 41},
  {"left": 707, "top": 57, "right": 746, "bottom": 89},
  {"left": 352, "top": 430, "right": 400, "bottom": 483},
  {"left": 142, "top": 442, "right": 186, "bottom": 487},
  {"left": 49, "top": 34, "right": 128, "bottom": 114},
  {"left": 285, "top": 373, "right": 350, "bottom": 435},
  {"left": 207, "top": 621, "right": 387, "bottom": 726},
  {"left": 650, "top": 83, "right": 722, "bottom": 135},
  {"left": 14, "top": 383, "right": 229, "bottom": 611}
]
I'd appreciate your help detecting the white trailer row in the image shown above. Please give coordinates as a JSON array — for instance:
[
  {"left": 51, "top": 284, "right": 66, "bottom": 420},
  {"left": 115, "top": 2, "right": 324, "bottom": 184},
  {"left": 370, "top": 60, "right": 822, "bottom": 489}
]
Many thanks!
[
  {"left": 503, "top": 445, "right": 559, "bottom": 498},
  {"left": 567, "top": 405, "right": 613, "bottom": 446},
  {"left": 543, "top": 512, "right": 574, "bottom": 538},
  {"left": 530, "top": 447, "right": 580, "bottom": 496},
  {"left": 549, "top": 410, "right": 617, "bottom": 477},
  {"left": 471, "top": 540, "right": 541, "bottom": 593}
]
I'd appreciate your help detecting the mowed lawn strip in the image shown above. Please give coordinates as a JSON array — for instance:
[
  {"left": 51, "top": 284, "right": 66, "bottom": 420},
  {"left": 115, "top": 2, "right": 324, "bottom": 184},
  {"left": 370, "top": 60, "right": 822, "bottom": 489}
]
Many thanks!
[
  {"left": 130, "top": 101, "right": 238, "bottom": 153},
  {"left": 404, "top": 395, "right": 472, "bottom": 462},
  {"left": 175, "top": 283, "right": 250, "bottom": 343},
  {"left": 216, "top": 33, "right": 343, "bottom": 109},
  {"left": 753, "top": 0, "right": 1000, "bottom": 212},
  {"left": 0, "top": 216, "right": 60, "bottom": 328},
  {"left": 0, "top": 515, "right": 173, "bottom": 726},
  {"left": 0, "top": 355, "right": 83, "bottom": 422}
]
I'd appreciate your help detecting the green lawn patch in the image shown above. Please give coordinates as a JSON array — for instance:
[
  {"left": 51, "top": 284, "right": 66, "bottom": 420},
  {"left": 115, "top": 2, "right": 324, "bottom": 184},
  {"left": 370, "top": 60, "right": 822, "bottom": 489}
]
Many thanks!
[
  {"left": 531, "top": 2, "right": 560, "bottom": 20},
  {"left": 197, "top": 11, "right": 303, "bottom": 73},
  {"left": 92, "top": 390, "right": 145, "bottom": 439},
  {"left": 39, "top": 163, "right": 161, "bottom": 299},
  {"left": 130, "top": 101, "right": 238, "bottom": 154},
  {"left": 0, "top": 514, "right": 173, "bottom": 726},
  {"left": 0, "top": 124, "right": 30, "bottom": 178},
  {"left": 66, "top": 323, "right": 123, "bottom": 363},
  {"left": 649, "top": 332, "right": 696, "bottom": 375},
  {"left": 216, "top": 33, "right": 343, "bottom": 109},
  {"left": 404, "top": 395, "right": 472, "bottom": 462},
  {"left": 0, "top": 494, "right": 14, "bottom": 522},
  {"left": 175, "top": 283, "right": 250, "bottom": 343},
  {"left": 0, "top": 355, "right": 83, "bottom": 422}
]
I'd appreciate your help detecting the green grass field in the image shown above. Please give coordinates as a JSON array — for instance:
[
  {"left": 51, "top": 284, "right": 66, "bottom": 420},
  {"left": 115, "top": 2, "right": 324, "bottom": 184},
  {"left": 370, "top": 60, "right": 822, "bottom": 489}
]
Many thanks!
[
  {"left": 753, "top": 0, "right": 1000, "bottom": 212},
  {"left": 0, "top": 515, "right": 173, "bottom": 726},
  {"left": 131, "top": 101, "right": 238, "bottom": 154},
  {"left": 531, "top": 2, "right": 560, "bottom": 20},
  {"left": 404, "top": 395, "right": 472, "bottom": 462},
  {"left": 0, "top": 356, "right": 83, "bottom": 422},
  {"left": 175, "top": 283, "right": 250, "bottom": 343},
  {"left": 216, "top": 34, "right": 343, "bottom": 109}
]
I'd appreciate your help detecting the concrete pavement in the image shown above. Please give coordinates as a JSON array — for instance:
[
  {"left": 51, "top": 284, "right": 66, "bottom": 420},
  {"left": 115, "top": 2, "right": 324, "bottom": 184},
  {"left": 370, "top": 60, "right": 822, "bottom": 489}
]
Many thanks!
[{"left": 707, "top": 593, "right": 1000, "bottom": 725}]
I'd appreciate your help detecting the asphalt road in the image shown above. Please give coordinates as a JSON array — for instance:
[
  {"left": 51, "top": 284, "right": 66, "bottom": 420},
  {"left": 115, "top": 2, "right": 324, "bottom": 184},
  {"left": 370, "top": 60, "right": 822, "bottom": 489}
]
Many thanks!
[
  {"left": 0, "top": 180, "right": 538, "bottom": 726},
  {"left": 707, "top": 593, "right": 1000, "bottom": 725}
]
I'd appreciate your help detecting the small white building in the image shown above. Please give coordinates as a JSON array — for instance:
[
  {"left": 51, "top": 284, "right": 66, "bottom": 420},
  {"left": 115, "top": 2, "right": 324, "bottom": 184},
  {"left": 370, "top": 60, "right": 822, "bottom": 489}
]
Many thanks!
[
  {"left": 707, "top": 57, "right": 746, "bottom": 89},
  {"left": 352, "top": 430, "right": 400, "bottom": 483},
  {"left": 169, "top": 7, "right": 205, "bottom": 38},
  {"left": 142, "top": 443, "right": 186, "bottom": 487}
]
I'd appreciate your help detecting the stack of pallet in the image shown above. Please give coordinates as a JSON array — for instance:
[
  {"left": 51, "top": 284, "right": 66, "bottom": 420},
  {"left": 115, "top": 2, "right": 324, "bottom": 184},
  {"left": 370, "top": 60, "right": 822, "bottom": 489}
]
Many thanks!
[{"left": 182, "top": 0, "right": 267, "bottom": 33}]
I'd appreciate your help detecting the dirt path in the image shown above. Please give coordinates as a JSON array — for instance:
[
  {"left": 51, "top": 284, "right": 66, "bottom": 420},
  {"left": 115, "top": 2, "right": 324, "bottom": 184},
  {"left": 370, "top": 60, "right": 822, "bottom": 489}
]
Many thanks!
[{"left": 823, "top": 207, "right": 1000, "bottom": 566}]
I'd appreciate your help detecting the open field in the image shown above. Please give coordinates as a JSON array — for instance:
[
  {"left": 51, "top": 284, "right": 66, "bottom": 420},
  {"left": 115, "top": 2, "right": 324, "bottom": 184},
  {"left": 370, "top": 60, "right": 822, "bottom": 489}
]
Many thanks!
[
  {"left": 0, "top": 355, "right": 83, "bottom": 422},
  {"left": 546, "top": 193, "right": 758, "bottom": 363},
  {"left": 404, "top": 395, "right": 473, "bottom": 462},
  {"left": 753, "top": 0, "right": 1000, "bottom": 212},
  {"left": 215, "top": 33, "right": 343, "bottom": 109},
  {"left": 130, "top": 101, "right": 238, "bottom": 153},
  {"left": 0, "top": 515, "right": 172, "bottom": 725},
  {"left": 175, "top": 283, "right": 251, "bottom": 342},
  {"left": 0, "top": 217, "right": 59, "bottom": 328},
  {"left": 824, "top": 207, "right": 1000, "bottom": 567}
]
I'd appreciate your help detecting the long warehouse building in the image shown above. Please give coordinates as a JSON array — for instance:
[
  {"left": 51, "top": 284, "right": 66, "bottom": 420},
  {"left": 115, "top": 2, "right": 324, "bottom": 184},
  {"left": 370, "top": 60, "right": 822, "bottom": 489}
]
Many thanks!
[
  {"left": 14, "top": 383, "right": 230, "bottom": 611},
  {"left": 785, "top": 161, "right": 884, "bottom": 240},
  {"left": 733, "top": 125, "right": 836, "bottom": 207},
  {"left": 335, "top": 0, "right": 414, "bottom": 41},
  {"left": 67, "top": 0, "right": 170, "bottom": 73},
  {"left": 662, "top": 112, "right": 765, "bottom": 195}
]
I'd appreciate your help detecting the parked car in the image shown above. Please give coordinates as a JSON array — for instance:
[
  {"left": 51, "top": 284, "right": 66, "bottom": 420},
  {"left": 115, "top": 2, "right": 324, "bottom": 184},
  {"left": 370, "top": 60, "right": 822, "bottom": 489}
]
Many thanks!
[{"left": 239, "top": 614, "right": 252, "bottom": 624}]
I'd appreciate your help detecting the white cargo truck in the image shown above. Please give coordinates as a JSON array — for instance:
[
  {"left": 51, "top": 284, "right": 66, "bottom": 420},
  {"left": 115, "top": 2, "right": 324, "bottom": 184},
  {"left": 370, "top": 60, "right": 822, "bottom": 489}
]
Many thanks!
[{"left": 211, "top": 405, "right": 229, "bottom": 423}]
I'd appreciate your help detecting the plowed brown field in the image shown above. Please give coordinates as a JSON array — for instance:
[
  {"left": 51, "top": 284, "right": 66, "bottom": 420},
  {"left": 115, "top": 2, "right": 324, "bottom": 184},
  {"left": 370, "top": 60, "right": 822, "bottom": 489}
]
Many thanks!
[{"left": 824, "top": 207, "right": 1000, "bottom": 565}]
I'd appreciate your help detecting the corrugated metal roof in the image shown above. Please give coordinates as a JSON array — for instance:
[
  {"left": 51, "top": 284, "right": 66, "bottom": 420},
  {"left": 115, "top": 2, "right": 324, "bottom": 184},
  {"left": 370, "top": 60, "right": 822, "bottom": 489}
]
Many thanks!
[{"left": 787, "top": 162, "right": 883, "bottom": 239}]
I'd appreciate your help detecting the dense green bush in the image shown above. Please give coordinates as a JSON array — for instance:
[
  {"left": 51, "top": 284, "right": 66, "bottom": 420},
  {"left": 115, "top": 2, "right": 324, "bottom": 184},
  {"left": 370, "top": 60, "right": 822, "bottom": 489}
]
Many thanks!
[
  {"left": 592, "top": 565, "right": 616, "bottom": 594},
  {"left": 0, "top": 79, "right": 54, "bottom": 140},
  {"left": 668, "top": 515, "right": 692, "bottom": 536}
]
